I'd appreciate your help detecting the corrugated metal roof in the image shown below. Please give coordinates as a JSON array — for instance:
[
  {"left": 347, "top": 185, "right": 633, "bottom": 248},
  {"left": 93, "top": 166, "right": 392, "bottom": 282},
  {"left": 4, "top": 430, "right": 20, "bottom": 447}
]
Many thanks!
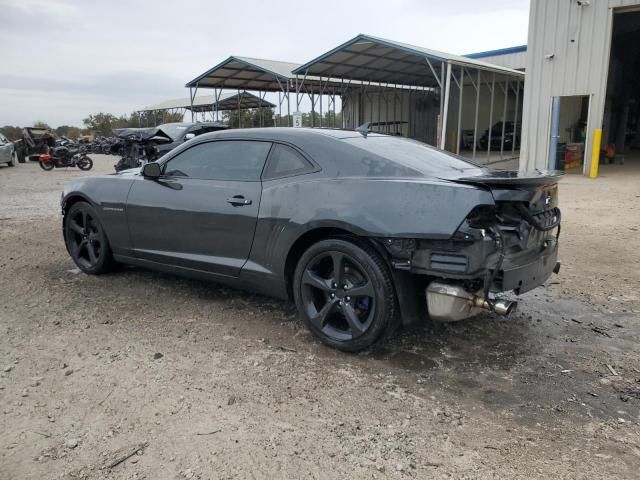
[
  {"left": 292, "top": 34, "right": 524, "bottom": 87},
  {"left": 140, "top": 91, "right": 275, "bottom": 112},
  {"left": 185, "top": 56, "right": 300, "bottom": 91}
]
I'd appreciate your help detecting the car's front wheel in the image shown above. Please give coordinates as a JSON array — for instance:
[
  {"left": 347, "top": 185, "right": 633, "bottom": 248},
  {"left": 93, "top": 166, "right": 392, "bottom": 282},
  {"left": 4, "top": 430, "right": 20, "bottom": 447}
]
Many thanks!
[
  {"left": 293, "top": 238, "right": 398, "bottom": 352},
  {"left": 64, "top": 202, "right": 113, "bottom": 274}
]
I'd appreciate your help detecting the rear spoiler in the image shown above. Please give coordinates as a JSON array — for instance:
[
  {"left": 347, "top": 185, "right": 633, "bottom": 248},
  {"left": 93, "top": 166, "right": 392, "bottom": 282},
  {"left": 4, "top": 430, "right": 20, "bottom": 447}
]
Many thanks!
[{"left": 447, "top": 170, "right": 564, "bottom": 187}]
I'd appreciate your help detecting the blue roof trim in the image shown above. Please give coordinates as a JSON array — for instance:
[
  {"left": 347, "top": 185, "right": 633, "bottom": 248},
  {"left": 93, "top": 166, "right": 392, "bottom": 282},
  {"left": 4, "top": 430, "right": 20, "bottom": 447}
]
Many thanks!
[
  {"left": 465, "top": 45, "right": 527, "bottom": 59},
  {"left": 291, "top": 33, "right": 448, "bottom": 75}
]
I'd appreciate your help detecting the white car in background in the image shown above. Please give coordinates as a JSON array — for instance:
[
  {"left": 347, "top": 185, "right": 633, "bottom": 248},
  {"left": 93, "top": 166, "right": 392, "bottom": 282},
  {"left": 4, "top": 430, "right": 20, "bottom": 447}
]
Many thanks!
[{"left": 0, "top": 133, "right": 18, "bottom": 167}]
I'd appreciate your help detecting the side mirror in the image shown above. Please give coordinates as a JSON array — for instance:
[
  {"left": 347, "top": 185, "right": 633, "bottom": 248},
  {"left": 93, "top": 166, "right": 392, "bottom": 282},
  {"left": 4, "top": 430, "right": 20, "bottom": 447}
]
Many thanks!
[
  {"left": 142, "top": 162, "right": 161, "bottom": 178},
  {"left": 184, "top": 133, "right": 196, "bottom": 141}
]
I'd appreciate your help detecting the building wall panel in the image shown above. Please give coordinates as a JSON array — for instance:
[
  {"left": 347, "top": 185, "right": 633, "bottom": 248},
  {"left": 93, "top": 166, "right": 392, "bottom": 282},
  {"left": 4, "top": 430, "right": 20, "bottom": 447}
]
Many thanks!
[{"left": 521, "top": 0, "right": 640, "bottom": 174}]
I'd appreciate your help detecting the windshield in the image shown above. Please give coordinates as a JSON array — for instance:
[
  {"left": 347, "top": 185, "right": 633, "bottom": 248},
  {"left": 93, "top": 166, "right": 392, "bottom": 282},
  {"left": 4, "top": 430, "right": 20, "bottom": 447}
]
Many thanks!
[
  {"left": 342, "top": 136, "right": 483, "bottom": 175},
  {"left": 157, "top": 124, "right": 189, "bottom": 141}
]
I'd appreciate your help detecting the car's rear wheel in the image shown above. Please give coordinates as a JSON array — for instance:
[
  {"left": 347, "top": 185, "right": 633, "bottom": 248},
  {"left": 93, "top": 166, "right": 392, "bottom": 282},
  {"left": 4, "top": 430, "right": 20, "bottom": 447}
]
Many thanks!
[
  {"left": 64, "top": 202, "right": 113, "bottom": 274},
  {"left": 293, "top": 238, "right": 398, "bottom": 352}
]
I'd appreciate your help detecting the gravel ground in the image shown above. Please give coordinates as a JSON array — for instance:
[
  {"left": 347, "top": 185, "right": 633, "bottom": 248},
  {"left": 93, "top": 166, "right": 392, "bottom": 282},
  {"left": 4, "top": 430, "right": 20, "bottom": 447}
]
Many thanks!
[{"left": 1, "top": 155, "right": 639, "bottom": 479}]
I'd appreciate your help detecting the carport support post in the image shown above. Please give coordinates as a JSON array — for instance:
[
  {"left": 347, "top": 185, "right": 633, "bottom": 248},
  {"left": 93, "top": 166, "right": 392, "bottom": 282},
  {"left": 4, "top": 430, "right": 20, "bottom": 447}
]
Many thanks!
[
  {"left": 278, "top": 91, "right": 282, "bottom": 127},
  {"left": 189, "top": 86, "right": 197, "bottom": 122},
  {"left": 311, "top": 87, "right": 316, "bottom": 127},
  {"left": 512, "top": 81, "right": 520, "bottom": 156},
  {"left": 237, "top": 89, "right": 242, "bottom": 128},
  {"left": 439, "top": 62, "right": 452, "bottom": 150},
  {"left": 456, "top": 67, "right": 464, "bottom": 155},
  {"left": 473, "top": 70, "right": 480, "bottom": 159},
  {"left": 286, "top": 82, "right": 291, "bottom": 127},
  {"left": 487, "top": 72, "right": 495, "bottom": 160},
  {"left": 500, "top": 78, "right": 509, "bottom": 160},
  {"left": 319, "top": 77, "right": 323, "bottom": 128}
]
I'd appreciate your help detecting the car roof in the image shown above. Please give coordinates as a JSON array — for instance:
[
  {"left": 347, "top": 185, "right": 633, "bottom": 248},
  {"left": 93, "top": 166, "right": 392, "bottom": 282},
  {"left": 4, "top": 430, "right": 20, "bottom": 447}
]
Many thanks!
[
  {"left": 202, "top": 127, "right": 385, "bottom": 141},
  {"left": 183, "top": 127, "right": 482, "bottom": 180}
]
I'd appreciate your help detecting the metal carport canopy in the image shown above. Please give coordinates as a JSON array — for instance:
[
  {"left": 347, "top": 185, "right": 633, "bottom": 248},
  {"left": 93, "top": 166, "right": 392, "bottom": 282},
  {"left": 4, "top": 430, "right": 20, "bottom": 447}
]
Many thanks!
[
  {"left": 185, "top": 56, "right": 300, "bottom": 91},
  {"left": 139, "top": 92, "right": 275, "bottom": 113},
  {"left": 292, "top": 33, "right": 524, "bottom": 86}
]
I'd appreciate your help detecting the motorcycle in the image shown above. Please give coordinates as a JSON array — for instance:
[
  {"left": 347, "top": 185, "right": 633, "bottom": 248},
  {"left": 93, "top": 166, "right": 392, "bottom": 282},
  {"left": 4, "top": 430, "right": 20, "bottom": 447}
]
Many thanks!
[{"left": 38, "top": 145, "right": 93, "bottom": 171}]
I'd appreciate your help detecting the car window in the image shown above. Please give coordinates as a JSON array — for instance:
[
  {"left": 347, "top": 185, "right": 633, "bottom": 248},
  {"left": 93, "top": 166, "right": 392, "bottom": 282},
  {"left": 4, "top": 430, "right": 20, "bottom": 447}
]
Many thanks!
[
  {"left": 263, "top": 144, "right": 314, "bottom": 179},
  {"left": 342, "top": 136, "right": 481, "bottom": 175},
  {"left": 0, "top": 134, "right": 6, "bottom": 143},
  {"left": 163, "top": 140, "right": 271, "bottom": 181}
]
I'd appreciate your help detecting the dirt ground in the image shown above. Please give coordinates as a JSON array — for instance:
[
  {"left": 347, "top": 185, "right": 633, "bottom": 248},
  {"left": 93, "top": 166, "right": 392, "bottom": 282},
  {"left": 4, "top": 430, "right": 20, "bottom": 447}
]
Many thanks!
[{"left": 1, "top": 155, "right": 639, "bottom": 480}]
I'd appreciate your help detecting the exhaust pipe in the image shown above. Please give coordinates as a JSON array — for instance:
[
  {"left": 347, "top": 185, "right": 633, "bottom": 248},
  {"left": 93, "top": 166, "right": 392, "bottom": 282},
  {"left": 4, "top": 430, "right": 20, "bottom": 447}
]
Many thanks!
[{"left": 426, "top": 282, "right": 517, "bottom": 322}]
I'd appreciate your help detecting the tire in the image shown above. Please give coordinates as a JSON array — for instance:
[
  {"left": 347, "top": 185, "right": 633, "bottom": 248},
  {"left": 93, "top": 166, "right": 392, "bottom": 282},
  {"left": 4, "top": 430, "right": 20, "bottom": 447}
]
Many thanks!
[
  {"left": 293, "top": 237, "right": 398, "bottom": 352},
  {"left": 39, "top": 160, "right": 54, "bottom": 171},
  {"left": 77, "top": 157, "right": 93, "bottom": 171},
  {"left": 63, "top": 201, "right": 113, "bottom": 274},
  {"left": 8, "top": 152, "right": 18, "bottom": 167}
]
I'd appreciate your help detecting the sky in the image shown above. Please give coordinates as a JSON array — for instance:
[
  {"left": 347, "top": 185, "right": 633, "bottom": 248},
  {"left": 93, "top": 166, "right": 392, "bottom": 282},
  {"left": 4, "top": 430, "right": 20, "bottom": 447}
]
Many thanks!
[{"left": 0, "top": 0, "right": 530, "bottom": 127}]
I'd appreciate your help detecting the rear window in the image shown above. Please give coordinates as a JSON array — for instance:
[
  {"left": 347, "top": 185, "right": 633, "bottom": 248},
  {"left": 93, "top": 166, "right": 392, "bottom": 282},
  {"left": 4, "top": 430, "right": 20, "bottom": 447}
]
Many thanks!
[
  {"left": 342, "top": 136, "right": 480, "bottom": 175},
  {"left": 263, "top": 144, "right": 314, "bottom": 179}
]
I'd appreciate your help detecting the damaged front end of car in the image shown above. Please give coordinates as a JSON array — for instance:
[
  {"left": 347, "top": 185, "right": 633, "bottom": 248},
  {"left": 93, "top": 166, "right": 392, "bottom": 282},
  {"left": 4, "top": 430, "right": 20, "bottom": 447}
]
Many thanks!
[{"left": 379, "top": 171, "right": 563, "bottom": 323}]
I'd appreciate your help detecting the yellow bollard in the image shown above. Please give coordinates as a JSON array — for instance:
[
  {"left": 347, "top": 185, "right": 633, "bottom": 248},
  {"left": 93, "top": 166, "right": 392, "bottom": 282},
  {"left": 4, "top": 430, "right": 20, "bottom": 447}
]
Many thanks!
[{"left": 589, "top": 128, "right": 602, "bottom": 179}]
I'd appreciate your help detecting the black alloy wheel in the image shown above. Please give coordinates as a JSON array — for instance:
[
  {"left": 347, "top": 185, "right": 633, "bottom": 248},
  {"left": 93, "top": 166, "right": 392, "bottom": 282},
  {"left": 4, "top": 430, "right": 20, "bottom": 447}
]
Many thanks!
[
  {"left": 294, "top": 238, "right": 398, "bottom": 352},
  {"left": 39, "top": 160, "right": 54, "bottom": 171},
  {"left": 64, "top": 202, "right": 112, "bottom": 274}
]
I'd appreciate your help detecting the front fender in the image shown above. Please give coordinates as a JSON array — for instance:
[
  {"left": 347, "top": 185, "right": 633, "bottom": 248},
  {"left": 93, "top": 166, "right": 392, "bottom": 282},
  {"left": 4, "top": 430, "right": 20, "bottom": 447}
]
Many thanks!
[{"left": 62, "top": 175, "right": 136, "bottom": 254}]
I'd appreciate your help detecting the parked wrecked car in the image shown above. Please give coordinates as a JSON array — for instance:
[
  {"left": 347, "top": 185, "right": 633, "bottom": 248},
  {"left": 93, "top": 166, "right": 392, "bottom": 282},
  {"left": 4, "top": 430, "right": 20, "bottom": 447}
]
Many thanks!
[
  {"left": 0, "top": 132, "right": 18, "bottom": 167},
  {"left": 154, "top": 122, "right": 228, "bottom": 157},
  {"left": 478, "top": 121, "right": 521, "bottom": 151},
  {"left": 61, "top": 128, "right": 562, "bottom": 351}
]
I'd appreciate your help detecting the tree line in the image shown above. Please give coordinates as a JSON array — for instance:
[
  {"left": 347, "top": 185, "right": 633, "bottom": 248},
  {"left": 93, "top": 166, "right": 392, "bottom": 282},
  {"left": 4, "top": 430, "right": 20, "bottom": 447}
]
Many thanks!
[
  {"left": 1, "top": 108, "right": 343, "bottom": 142},
  {"left": 0, "top": 111, "right": 183, "bottom": 141}
]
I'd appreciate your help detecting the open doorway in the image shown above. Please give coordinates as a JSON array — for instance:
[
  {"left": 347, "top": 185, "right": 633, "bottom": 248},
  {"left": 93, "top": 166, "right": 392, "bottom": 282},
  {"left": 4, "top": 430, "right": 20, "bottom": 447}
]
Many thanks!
[
  {"left": 549, "top": 95, "right": 589, "bottom": 171},
  {"left": 602, "top": 9, "right": 640, "bottom": 167}
]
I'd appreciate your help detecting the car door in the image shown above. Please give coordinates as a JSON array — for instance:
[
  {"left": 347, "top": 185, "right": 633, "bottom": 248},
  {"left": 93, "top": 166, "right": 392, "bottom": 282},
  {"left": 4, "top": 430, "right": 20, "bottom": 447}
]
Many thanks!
[
  {"left": 0, "top": 134, "right": 10, "bottom": 163},
  {"left": 126, "top": 139, "right": 272, "bottom": 277}
]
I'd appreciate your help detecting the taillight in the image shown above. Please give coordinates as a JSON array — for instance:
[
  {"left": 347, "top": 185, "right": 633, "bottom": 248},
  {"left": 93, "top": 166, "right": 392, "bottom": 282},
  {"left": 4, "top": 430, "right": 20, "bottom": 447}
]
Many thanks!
[{"left": 39, "top": 154, "right": 51, "bottom": 161}]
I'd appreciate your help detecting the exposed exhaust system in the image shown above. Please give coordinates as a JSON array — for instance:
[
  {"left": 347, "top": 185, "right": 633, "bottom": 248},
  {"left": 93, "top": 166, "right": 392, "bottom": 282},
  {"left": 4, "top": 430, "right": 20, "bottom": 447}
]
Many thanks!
[{"left": 426, "top": 282, "right": 517, "bottom": 322}]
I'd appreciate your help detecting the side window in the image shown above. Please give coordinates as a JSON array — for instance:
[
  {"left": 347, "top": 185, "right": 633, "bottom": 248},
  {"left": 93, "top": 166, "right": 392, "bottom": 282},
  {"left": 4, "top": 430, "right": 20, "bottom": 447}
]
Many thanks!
[
  {"left": 263, "top": 144, "right": 314, "bottom": 180},
  {"left": 163, "top": 140, "right": 271, "bottom": 181}
]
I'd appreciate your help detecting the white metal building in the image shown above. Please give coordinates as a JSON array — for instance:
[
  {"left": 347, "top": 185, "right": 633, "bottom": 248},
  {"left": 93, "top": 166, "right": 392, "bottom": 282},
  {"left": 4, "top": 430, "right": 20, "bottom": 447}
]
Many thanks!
[{"left": 521, "top": 0, "right": 640, "bottom": 176}]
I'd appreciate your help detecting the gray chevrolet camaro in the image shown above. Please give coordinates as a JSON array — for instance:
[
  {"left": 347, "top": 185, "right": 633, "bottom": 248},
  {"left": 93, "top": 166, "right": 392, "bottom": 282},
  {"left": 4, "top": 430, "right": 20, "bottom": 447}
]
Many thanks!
[{"left": 61, "top": 128, "right": 562, "bottom": 352}]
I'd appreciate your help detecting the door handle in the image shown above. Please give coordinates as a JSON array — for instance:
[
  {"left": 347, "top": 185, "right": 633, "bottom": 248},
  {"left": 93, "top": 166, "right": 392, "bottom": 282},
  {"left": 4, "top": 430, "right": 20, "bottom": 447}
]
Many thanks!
[{"left": 227, "top": 195, "right": 252, "bottom": 206}]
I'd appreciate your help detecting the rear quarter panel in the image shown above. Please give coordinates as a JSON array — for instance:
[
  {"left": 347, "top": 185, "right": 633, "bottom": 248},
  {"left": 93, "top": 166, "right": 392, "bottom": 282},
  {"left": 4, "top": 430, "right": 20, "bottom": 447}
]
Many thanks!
[{"left": 248, "top": 176, "right": 494, "bottom": 282}]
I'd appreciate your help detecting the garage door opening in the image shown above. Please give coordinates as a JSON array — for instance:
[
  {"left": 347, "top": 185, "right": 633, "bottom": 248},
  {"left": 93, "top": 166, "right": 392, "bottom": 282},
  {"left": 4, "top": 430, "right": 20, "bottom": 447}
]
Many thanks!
[
  {"left": 548, "top": 95, "right": 589, "bottom": 172},
  {"left": 602, "top": 9, "right": 640, "bottom": 168}
]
